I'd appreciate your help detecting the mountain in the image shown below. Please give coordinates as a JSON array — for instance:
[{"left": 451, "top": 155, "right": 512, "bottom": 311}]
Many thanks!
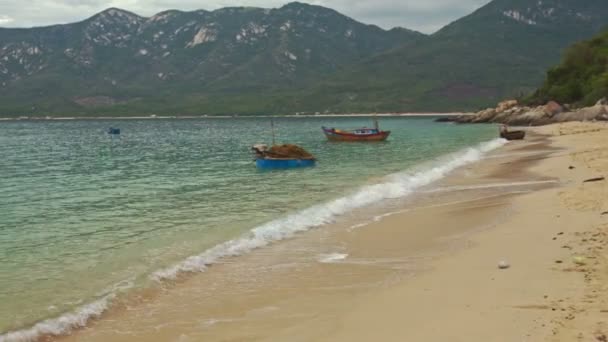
[
  {"left": 299, "top": 0, "right": 608, "bottom": 113},
  {"left": 527, "top": 28, "right": 608, "bottom": 106},
  {"left": 0, "top": 3, "right": 423, "bottom": 116},
  {"left": 1, "top": 0, "right": 607, "bottom": 116}
]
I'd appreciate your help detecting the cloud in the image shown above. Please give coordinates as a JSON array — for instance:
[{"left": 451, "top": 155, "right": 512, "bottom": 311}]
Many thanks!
[
  {"left": 0, "top": 0, "right": 491, "bottom": 33},
  {"left": 0, "top": 15, "right": 14, "bottom": 25}
]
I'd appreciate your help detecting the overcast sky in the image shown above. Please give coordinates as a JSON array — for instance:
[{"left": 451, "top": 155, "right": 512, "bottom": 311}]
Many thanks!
[{"left": 0, "top": 0, "right": 490, "bottom": 33}]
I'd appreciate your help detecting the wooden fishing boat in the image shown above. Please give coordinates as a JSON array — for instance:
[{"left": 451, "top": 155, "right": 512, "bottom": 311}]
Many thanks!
[
  {"left": 251, "top": 119, "right": 316, "bottom": 169},
  {"left": 322, "top": 118, "right": 390, "bottom": 142},
  {"left": 500, "top": 130, "right": 526, "bottom": 141},
  {"left": 252, "top": 144, "right": 316, "bottom": 169},
  {"left": 499, "top": 125, "right": 525, "bottom": 141}
]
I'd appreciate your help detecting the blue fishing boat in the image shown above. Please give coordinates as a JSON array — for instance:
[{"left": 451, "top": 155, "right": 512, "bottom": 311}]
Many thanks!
[
  {"left": 252, "top": 144, "right": 316, "bottom": 169},
  {"left": 251, "top": 119, "right": 316, "bottom": 170},
  {"left": 108, "top": 127, "right": 121, "bottom": 135},
  {"left": 251, "top": 144, "right": 317, "bottom": 169}
]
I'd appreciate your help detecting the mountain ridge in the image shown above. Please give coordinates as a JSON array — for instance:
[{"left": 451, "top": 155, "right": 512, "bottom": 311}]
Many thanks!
[{"left": 0, "top": 0, "right": 606, "bottom": 116}]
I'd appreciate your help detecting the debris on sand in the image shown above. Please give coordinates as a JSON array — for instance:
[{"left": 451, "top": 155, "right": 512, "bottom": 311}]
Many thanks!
[{"left": 583, "top": 177, "right": 605, "bottom": 183}]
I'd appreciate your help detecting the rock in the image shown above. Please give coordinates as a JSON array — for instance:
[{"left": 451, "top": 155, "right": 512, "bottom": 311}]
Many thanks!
[
  {"left": 472, "top": 108, "right": 497, "bottom": 123},
  {"left": 453, "top": 114, "right": 474, "bottom": 123},
  {"left": 497, "top": 99, "right": 518, "bottom": 113},
  {"left": 575, "top": 104, "right": 608, "bottom": 120},
  {"left": 573, "top": 256, "right": 586, "bottom": 266},
  {"left": 498, "top": 260, "right": 510, "bottom": 269},
  {"left": 448, "top": 98, "right": 608, "bottom": 125},
  {"left": 434, "top": 117, "right": 455, "bottom": 123},
  {"left": 506, "top": 108, "right": 547, "bottom": 126},
  {"left": 544, "top": 101, "right": 564, "bottom": 117}
]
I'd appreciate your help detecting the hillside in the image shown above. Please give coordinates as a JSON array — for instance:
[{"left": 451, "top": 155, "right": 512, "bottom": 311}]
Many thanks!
[
  {"left": 0, "top": 2, "right": 422, "bottom": 116},
  {"left": 527, "top": 29, "right": 608, "bottom": 106},
  {"left": 298, "top": 0, "right": 608, "bottom": 113}
]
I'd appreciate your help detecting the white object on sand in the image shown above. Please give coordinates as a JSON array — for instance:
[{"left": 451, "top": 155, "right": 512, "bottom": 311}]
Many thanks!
[
  {"left": 498, "top": 260, "right": 510, "bottom": 269},
  {"left": 572, "top": 256, "right": 586, "bottom": 265},
  {"left": 318, "top": 253, "right": 348, "bottom": 263}
]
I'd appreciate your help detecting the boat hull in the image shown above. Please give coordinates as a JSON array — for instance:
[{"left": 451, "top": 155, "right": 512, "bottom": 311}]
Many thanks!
[
  {"left": 322, "top": 128, "right": 390, "bottom": 142},
  {"left": 256, "top": 158, "right": 316, "bottom": 169},
  {"left": 500, "top": 131, "right": 526, "bottom": 141}
]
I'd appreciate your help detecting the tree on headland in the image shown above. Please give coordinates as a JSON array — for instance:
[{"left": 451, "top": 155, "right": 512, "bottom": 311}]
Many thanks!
[{"left": 527, "top": 30, "right": 608, "bottom": 107}]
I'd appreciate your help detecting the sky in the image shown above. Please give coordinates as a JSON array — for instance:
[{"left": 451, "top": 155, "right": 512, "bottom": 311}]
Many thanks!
[{"left": 0, "top": 0, "right": 490, "bottom": 34}]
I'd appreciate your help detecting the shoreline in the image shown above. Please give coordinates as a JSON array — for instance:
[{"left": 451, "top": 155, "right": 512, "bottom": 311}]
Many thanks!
[
  {"left": 0, "top": 113, "right": 470, "bottom": 121},
  {"left": 1, "top": 134, "right": 505, "bottom": 341},
  {"left": 4, "top": 122, "right": 607, "bottom": 341}
]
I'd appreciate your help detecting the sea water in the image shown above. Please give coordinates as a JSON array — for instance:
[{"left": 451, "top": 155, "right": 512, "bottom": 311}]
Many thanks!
[{"left": 0, "top": 117, "right": 499, "bottom": 340}]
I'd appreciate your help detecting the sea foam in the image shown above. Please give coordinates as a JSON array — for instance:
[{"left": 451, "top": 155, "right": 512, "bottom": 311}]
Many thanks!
[{"left": 0, "top": 279, "right": 133, "bottom": 342}]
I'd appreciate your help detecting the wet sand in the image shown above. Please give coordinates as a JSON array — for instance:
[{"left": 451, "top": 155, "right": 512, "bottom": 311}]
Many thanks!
[{"left": 54, "top": 122, "right": 608, "bottom": 342}]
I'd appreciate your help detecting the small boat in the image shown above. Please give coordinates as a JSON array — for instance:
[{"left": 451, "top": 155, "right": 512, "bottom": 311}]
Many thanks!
[
  {"left": 500, "top": 130, "right": 526, "bottom": 140},
  {"left": 499, "top": 125, "right": 525, "bottom": 140},
  {"left": 322, "top": 117, "right": 390, "bottom": 142},
  {"left": 108, "top": 127, "right": 121, "bottom": 135},
  {"left": 252, "top": 119, "right": 316, "bottom": 169},
  {"left": 252, "top": 144, "right": 316, "bottom": 169}
]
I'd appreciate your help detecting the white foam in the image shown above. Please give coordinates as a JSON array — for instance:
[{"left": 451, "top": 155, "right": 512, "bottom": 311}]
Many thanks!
[
  {"left": 0, "top": 279, "right": 134, "bottom": 342},
  {"left": 0, "top": 295, "right": 112, "bottom": 342},
  {"left": 151, "top": 138, "right": 507, "bottom": 281},
  {"left": 318, "top": 253, "right": 349, "bottom": 263}
]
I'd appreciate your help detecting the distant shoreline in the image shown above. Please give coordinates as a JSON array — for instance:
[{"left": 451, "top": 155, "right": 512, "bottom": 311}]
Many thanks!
[{"left": 0, "top": 113, "right": 471, "bottom": 121}]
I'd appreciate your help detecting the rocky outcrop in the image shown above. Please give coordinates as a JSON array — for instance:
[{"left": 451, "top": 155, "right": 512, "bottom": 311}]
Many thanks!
[{"left": 443, "top": 98, "right": 608, "bottom": 126}]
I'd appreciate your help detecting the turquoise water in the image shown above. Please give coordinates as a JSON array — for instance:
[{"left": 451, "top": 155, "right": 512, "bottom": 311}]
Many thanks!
[{"left": 0, "top": 117, "right": 497, "bottom": 337}]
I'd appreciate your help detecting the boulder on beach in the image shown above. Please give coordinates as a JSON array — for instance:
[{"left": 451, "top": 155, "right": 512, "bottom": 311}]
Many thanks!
[
  {"left": 497, "top": 99, "right": 518, "bottom": 113},
  {"left": 472, "top": 108, "right": 497, "bottom": 123},
  {"left": 574, "top": 104, "right": 608, "bottom": 120},
  {"left": 544, "top": 101, "right": 564, "bottom": 117},
  {"left": 439, "top": 96, "right": 608, "bottom": 126}
]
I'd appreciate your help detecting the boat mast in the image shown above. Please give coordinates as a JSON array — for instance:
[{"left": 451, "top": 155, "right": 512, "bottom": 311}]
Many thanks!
[
  {"left": 373, "top": 116, "right": 379, "bottom": 131},
  {"left": 271, "top": 117, "right": 276, "bottom": 146}
]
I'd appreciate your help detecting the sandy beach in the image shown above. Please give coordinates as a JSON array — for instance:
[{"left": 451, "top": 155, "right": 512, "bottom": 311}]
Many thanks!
[{"left": 42, "top": 122, "right": 608, "bottom": 342}]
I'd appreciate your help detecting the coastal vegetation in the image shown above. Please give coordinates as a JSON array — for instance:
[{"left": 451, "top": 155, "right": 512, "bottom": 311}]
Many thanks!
[{"left": 527, "top": 29, "right": 608, "bottom": 107}]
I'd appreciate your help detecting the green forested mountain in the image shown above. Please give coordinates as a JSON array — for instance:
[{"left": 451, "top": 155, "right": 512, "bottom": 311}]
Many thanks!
[
  {"left": 0, "top": 3, "right": 422, "bottom": 116},
  {"left": 0, "top": 0, "right": 607, "bottom": 116},
  {"left": 301, "top": 0, "right": 608, "bottom": 113},
  {"left": 527, "top": 29, "right": 608, "bottom": 106}
]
